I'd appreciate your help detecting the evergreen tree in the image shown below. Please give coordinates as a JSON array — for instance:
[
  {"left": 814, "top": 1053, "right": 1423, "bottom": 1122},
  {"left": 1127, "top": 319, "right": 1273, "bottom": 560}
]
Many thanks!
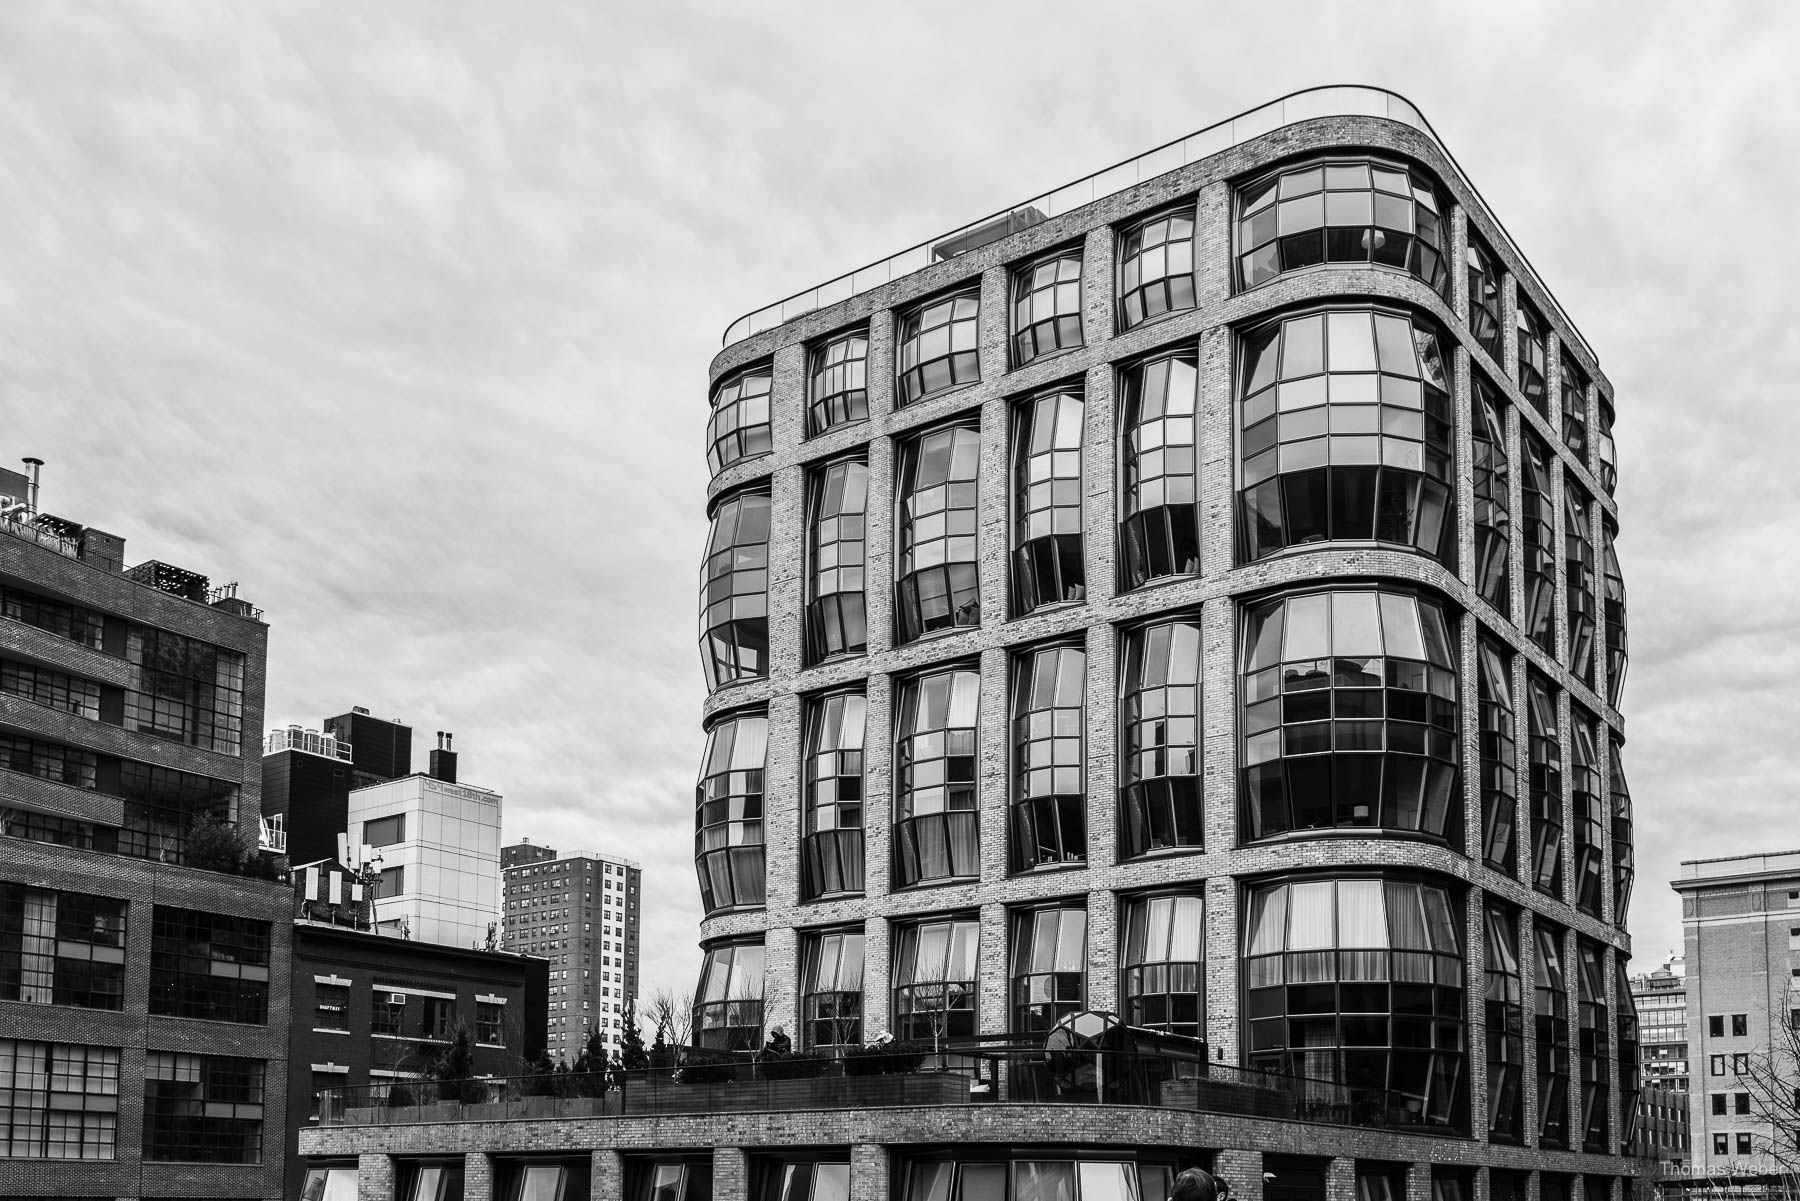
[{"left": 619, "top": 1003, "right": 649, "bottom": 1072}]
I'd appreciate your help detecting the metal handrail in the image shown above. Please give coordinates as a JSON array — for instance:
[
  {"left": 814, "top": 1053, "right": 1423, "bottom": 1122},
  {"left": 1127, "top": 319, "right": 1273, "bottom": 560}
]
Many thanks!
[{"left": 718, "top": 84, "right": 1596, "bottom": 369}]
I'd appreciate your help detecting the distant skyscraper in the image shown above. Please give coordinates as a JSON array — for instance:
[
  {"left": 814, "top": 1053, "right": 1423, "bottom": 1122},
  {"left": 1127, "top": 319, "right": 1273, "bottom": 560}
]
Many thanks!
[
  {"left": 1630, "top": 954, "right": 1688, "bottom": 1093},
  {"left": 501, "top": 840, "right": 642, "bottom": 1063},
  {"left": 346, "top": 738, "right": 502, "bottom": 948}
]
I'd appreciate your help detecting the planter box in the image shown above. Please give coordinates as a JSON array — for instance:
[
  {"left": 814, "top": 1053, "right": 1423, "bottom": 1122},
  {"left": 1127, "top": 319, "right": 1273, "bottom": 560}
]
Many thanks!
[{"left": 1162, "top": 1078, "right": 1297, "bottom": 1120}]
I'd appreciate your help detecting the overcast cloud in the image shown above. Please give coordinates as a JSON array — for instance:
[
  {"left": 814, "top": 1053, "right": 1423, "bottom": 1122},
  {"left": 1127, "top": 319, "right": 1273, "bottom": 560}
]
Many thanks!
[{"left": 4, "top": 1, "right": 1795, "bottom": 999}]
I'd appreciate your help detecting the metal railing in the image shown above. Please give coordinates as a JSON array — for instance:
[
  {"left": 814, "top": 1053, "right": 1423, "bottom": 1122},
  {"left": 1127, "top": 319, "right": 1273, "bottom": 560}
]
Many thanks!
[
  {"left": 316, "top": 1042, "right": 1465, "bottom": 1136},
  {"left": 0, "top": 513, "right": 79, "bottom": 558},
  {"left": 718, "top": 84, "right": 1595, "bottom": 367}
]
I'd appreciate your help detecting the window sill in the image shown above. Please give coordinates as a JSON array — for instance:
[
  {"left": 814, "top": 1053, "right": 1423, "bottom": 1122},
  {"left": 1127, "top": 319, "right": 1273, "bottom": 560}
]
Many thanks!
[
  {"left": 1009, "top": 343, "right": 1085, "bottom": 374},
  {"left": 1116, "top": 303, "right": 1199, "bottom": 339},
  {"left": 1233, "top": 260, "right": 1449, "bottom": 306},
  {"left": 895, "top": 381, "right": 980, "bottom": 412},
  {"left": 802, "top": 416, "right": 871, "bottom": 443},
  {"left": 1009, "top": 859, "right": 1088, "bottom": 878},
  {"left": 311, "top": 1027, "right": 350, "bottom": 1035}
]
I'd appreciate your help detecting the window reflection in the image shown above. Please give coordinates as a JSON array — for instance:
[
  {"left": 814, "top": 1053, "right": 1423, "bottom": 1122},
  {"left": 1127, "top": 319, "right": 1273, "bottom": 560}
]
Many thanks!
[
  {"left": 905, "top": 1159, "right": 1178, "bottom": 1201},
  {"left": 1244, "top": 877, "right": 1467, "bottom": 1131},
  {"left": 894, "top": 667, "right": 980, "bottom": 887},
  {"left": 1240, "top": 590, "right": 1460, "bottom": 843},
  {"left": 1611, "top": 738, "right": 1634, "bottom": 926},
  {"left": 1012, "top": 390, "right": 1086, "bottom": 614},
  {"left": 1595, "top": 400, "right": 1617, "bottom": 494},
  {"left": 1012, "top": 905, "right": 1086, "bottom": 1032},
  {"left": 1561, "top": 355, "right": 1589, "bottom": 457},
  {"left": 1515, "top": 300, "right": 1548, "bottom": 417},
  {"left": 1565, "top": 485, "right": 1596, "bottom": 687},
  {"left": 897, "top": 426, "right": 981, "bottom": 643},
  {"left": 802, "top": 692, "right": 865, "bottom": 900},
  {"left": 695, "top": 713, "right": 766, "bottom": 914},
  {"left": 1485, "top": 904, "right": 1524, "bottom": 1142},
  {"left": 1571, "top": 713, "right": 1604, "bottom": 918},
  {"left": 1577, "top": 940, "right": 1611, "bottom": 1152},
  {"left": 1010, "top": 644, "right": 1086, "bottom": 870},
  {"left": 1012, "top": 252, "right": 1084, "bottom": 365},
  {"left": 1520, "top": 435, "right": 1556, "bottom": 655},
  {"left": 1119, "top": 352, "right": 1201, "bottom": 588},
  {"left": 693, "top": 940, "right": 765, "bottom": 1051},
  {"left": 1527, "top": 673, "right": 1563, "bottom": 898},
  {"left": 1466, "top": 237, "right": 1503, "bottom": 362},
  {"left": 801, "top": 930, "right": 864, "bottom": 1052},
  {"left": 1536, "top": 922, "right": 1571, "bottom": 1148},
  {"left": 1120, "top": 618, "right": 1203, "bottom": 857},
  {"left": 1603, "top": 517, "right": 1627, "bottom": 707},
  {"left": 892, "top": 916, "right": 978, "bottom": 1041},
  {"left": 1615, "top": 958, "right": 1642, "bottom": 1146},
  {"left": 1119, "top": 207, "right": 1196, "bottom": 329},
  {"left": 699, "top": 492, "right": 771, "bottom": 692},
  {"left": 640, "top": 1161, "right": 712, "bottom": 1201},
  {"left": 1239, "top": 309, "right": 1454, "bottom": 564},
  {"left": 1478, "top": 639, "right": 1517, "bottom": 876},
  {"left": 807, "top": 461, "right": 869, "bottom": 663},
  {"left": 1238, "top": 159, "right": 1448, "bottom": 296},
  {"left": 707, "top": 367, "right": 773, "bottom": 475},
  {"left": 1471, "top": 375, "right": 1511, "bottom": 614},
  {"left": 808, "top": 330, "right": 869, "bottom": 437},
  {"left": 1122, "top": 894, "right": 1204, "bottom": 1037},
  {"left": 898, "top": 291, "right": 980, "bottom": 406}
]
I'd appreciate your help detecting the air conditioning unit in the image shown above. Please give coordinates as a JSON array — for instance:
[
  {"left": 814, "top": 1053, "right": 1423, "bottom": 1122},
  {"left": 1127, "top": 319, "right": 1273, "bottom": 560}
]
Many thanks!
[{"left": 387, "top": 992, "right": 407, "bottom": 1005}]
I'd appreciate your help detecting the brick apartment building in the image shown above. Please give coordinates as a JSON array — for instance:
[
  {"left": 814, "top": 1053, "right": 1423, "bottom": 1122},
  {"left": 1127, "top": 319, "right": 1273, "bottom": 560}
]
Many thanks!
[
  {"left": 300, "top": 85, "right": 1641, "bottom": 1201},
  {"left": 0, "top": 459, "right": 291, "bottom": 1198}
]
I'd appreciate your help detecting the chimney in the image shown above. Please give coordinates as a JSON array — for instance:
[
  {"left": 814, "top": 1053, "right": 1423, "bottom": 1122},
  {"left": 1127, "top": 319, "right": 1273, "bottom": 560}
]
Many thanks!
[
  {"left": 429, "top": 730, "right": 458, "bottom": 784},
  {"left": 21, "top": 457, "right": 42, "bottom": 512}
]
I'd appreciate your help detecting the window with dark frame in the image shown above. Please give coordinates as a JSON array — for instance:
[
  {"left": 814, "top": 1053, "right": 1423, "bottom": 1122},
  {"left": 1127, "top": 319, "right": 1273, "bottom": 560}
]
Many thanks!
[
  {"left": 477, "top": 1002, "right": 504, "bottom": 1046},
  {"left": 1471, "top": 374, "right": 1511, "bottom": 614},
  {"left": 1119, "top": 350, "right": 1201, "bottom": 589},
  {"left": 1733, "top": 1052, "right": 1749, "bottom": 1074},
  {"left": 149, "top": 907, "right": 271, "bottom": 1025},
  {"left": 1570, "top": 714, "right": 1604, "bottom": 918},
  {"left": 1733, "top": 1013, "right": 1748, "bottom": 1037},
  {"left": 893, "top": 666, "right": 980, "bottom": 887},
  {"left": 1713, "top": 1133, "right": 1729, "bottom": 1156},
  {"left": 1011, "top": 903, "right": 1086, "bottom": 1033},
  {"left": 0, "top": 657, "right": 101, "bottom": 719},
  {"left": 800, "top": 928, "right": 864, "bottom": 1051},
  {"left": 806, "top": 459, "right": 869, "bottom": 662},
  {"left": 897, "top": 290, "right": 980, "bottom": 405},
  {"left": 1562, "top": 354, "right": 1590, "bottom": 457},
  {"left": 1709, "top": 1015, "right": 1726, "bottom": 1038},
  {"left": 1737, "top": 1133, "right": 1753, "bottom": 1156},
  {"left": 1011, "top": 388, "right": 1086, "bottom": 615},
  {"left": 314, "top": 983, "right": 350, "bottom": 1031},
  {"left": 1527, "top": 672, "right": 1564, "bottom": 898},
  {"left": 0, "top": 1038, "right": 119, "bottom": 1160},
  {"left": 1515, "top": 299, "right": 1549, "bottom": 416},
  {"left": 1478, "top": 639, "right": 1518, "bottom": 876},
  {"left": 117, "top": 759, "right": 239, "bottom": 863},
  {"left": 1466, "top": 236, "right": 1504, "bottom": 362},
  {"left": 1237, "top": 158, "right": 1449, "bottom": 295},
  {"left": 895, "top": 425, "right": 981, "bottom": 642},
  {"left": 1566, "top": 484, "right": 1597, "bottom": 686},
  {"left": 1119, "top": 616, "right": 1203, "bottom": 857},
  {"left": 699, "top": 490, "right": 772, "bottom": 691},
  {"left": 143, "top": 1051, "right": 264, "bottom": 1163},
  {"left": 123, "top": 625, "right": 245, "bottom": 755},
  {"left": 364, "top": 814, "right": 406, "bottom": 847},
  {"left": 1710, "top": 1054, "right": 1725, "bottom": 1076},
  {"left": 1519, "top": 432, "right": 1556, "bottom": 654},
  {"left": 1118, "top": 206, "right": 1196, "bottom": 329},
  {"left": 693, "top": 940, "right": 764, "bottom": 1051},
  {"left": 0, "top": 884, "right": 127, "bottom": 1011},
  {"left": 807, "top": 328, "right": 869, "bottom": 437},
  {"left": 1486, "top": 903, "right": 1525, "bottom": 1142},
  {"left": 693, "top": 712, "right": 767, "bottom": 915},
  {"left": 1009, "top": 643, "right": 1086, "bottom": 871},
  {"left": 1711, "top": 1093, "right": 1727, "bottom": 1115},
  {"left": 0, "top": 582, "right": 106, "bottom": 648},
  {"left": 801, "top": 691, "right": 866, "bottom": 901},
  {"left": 892, "top": 915, "right": 978, "bottom": 1042},
  {"left": 1575, "top": 940, "right": 1610, "bottom": 1151},
  {"left": 1596, "top": 399, "right": 1618, "bottom": 494},
  {"left": 706, "top": 366, "right": 773, "bottom": 475},
  {"left": 1736, "top": 1091, "right": 1752, "bottom": 1115},
  {"left": 1011, "top": 250, "right": 1084, "bottom": 365},
  {"left": 1536, "top": 921, "right": 1571, "bottom": 1148},
  {"left": 1121, "top": 893, "right": 1203, "bottom": 1037}
]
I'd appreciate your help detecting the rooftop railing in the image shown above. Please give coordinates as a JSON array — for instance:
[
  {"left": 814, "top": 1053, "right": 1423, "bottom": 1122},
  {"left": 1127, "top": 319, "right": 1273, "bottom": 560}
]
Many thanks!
[
  {"left": 266, "top": 727, "right": 354, "bottom": 760},
  {"left": 317, "top": 1041, "right": 1463, "bottom": 1137},
  {"left": 0, "top": 512, "right": 79, "bottom": 558},
  {"left": 719, "top": 85, "right": 1594, "bottom": 366}
]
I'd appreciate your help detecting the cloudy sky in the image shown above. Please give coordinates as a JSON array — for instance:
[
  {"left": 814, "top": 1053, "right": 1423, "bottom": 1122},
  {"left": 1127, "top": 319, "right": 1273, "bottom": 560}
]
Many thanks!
[{"left": 5, "top": 2, "right": 1795, "bottom": 999}]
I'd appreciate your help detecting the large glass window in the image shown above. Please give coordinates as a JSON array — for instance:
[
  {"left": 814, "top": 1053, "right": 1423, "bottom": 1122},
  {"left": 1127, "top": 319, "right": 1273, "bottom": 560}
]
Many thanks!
[
  {"left": 762, "top": 1161, "right": 850, "bottom": 1201},
  {"left": 1244, "top": 877, "right": 1467, "bottom": 1130},
  {"left": 302, "top": 1166, "right": 362, "bottom": 1201},
  {"left": 0, "top": 885, "right": 127, "bottom": 1010},
  {"left": 1239, "top": 309, "right": 1454, "bottom": 563},
  {"left": 0, "top": 582, "right": 105, "bottom": 649},
  {"left": 1121, "top": 894, "right": 1204, "bottom": 1037},
  {"left": 1119, "top": 351, "right": 1200, "bottom": 588},
  {"left": 1536, "top": 922, "right": 1571, "bottom": 1149},
  {"left": 1012, "top": 251, "right": 1083, "bottom": 365},
  {"left": 1237, "top": 159, "right": 1448, "bottom": 295},
  {"left": 150, "top": 907, "right": 271, "bottom": 1025},
  {"left": 124, "top": 626, "right": 245, "bottom": 755},
  {"left": 1012, "top": 904, "right": 1086, "bottom": 1033},
  {"left": 807, "top": 461, "right": 869, "bottom": 662},
  {"left": 1515, "top": 300, "right": 1548, "bottom": 416},
  {"left": 898, "top": 290, "right": 980, "bottom": 405},
  {"left": 1485, "top": 904, "right": 1524, "bottom": 1142},
  {"left": 1615, "top": 958, "right": 1641, "bottom": 1148},
  {"left": 1477, "top": 640, "right": 1518, "bottom": 876},
  {"left": 118, "top": 760, "right": 239, "bottom": 862},
  {"left": 706, "top": 366, "right": 773, "bottom": 475},
  {"left": 802, "top": 692, "right": 865, "bottom": 900},
  {"left": 905, "top": 1158, "right": 1182, "bottom": 1201},
  {"left": 1577, "top": 940, "right": 1611, "bottom": 1152},
  {"left": 1466, "top": 236, "right": 1503, "bottom": 362},
  {"left": 1012, "top": 389, "right": 1086, "bottom": 614},
  {"left": 143, "top": 1052, "right": 263, "bottom": 1162},
  {"left": 1120, "top": 617, "right": 1203, "bottom": 857},
  {"left": 894, "top": 666, "right": 980, "bottom": 887},
  {"left": 1527, "top": 674, "right": 1563, "bottom": 898},
  {"left": 896, "top": 425, "right": 981, "bottom": 643},
  {"left": 637, "top": 1160, "right": 712, "bottom": 1201},
  {"left": 1471, "top": 375, "right": 1511, "bottom": 614},
  {"left": 1570, "top": 714, "right": 1604, "bottom": 919},
  {"left": 693, "top": 941, "right": 764, "bottom": 1051},
  {"left": 1241, "top": 590, "right": 1460, "bottom": 843},
  {"left": 808, "top": 329, "right": 869, "bottom": 437},
  {"left": 1119, "top": 206, "right": 1196, "bottom": 329},
  {"left": 694, "top": 713, "right": 767, "bottom": 914},
  {"left": 801, "top": 929, "right": 865, "bottom": 1052},
  {"left": 1603, "top": 517, "right": 1627, "bottom": 707},
  {"left": 1596, "top": 400, "right": 1617, "bottom": 494},
  {"left": 1561, "top": 355, "right": 1589, "bottom": 457},
  {"left": 1611, "top": 738, "right": 1634, "bottom": 927},
  {"left": 0, "top": 731, "right": 97, "bottom": 789},
  {"left": 699, "top": 491, "right": 771, "bottom": 692},
  {"left": 1011, "top": 644, "right": 1086, "bottom": 871},
  {"left": 1565, "top": 485, "right": 1597, "bottom": 687},
  {"left": 0, "top": 1039, "right": 118, "bottom": 1159},
  {"left": 398, "top": 1162, "right": 464, "bottom": 1201},
  {"left": 0, "top": 657, "right": 100, "bottom": 719},
  {"left": 892, "top": 915, "right": 977, "bottom": 1042},
  {"left": 1520, "top": 434, "right": 1556, "bottom": 654}
]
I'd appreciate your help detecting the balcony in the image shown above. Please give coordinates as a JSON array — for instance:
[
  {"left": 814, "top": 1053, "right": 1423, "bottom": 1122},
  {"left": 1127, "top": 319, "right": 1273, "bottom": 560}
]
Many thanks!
[
  {"left": 318, "top": 1037, "right": 1464, "bottom": 1136},
  {"left": 259, "top": 814, "right": 288, "bottom": 854},
  {"left": 0, "top": 510, "right": 79, "bottom": 558},
  {"left": 266, "top": 726, "right": 353, "bottom": 761}
]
